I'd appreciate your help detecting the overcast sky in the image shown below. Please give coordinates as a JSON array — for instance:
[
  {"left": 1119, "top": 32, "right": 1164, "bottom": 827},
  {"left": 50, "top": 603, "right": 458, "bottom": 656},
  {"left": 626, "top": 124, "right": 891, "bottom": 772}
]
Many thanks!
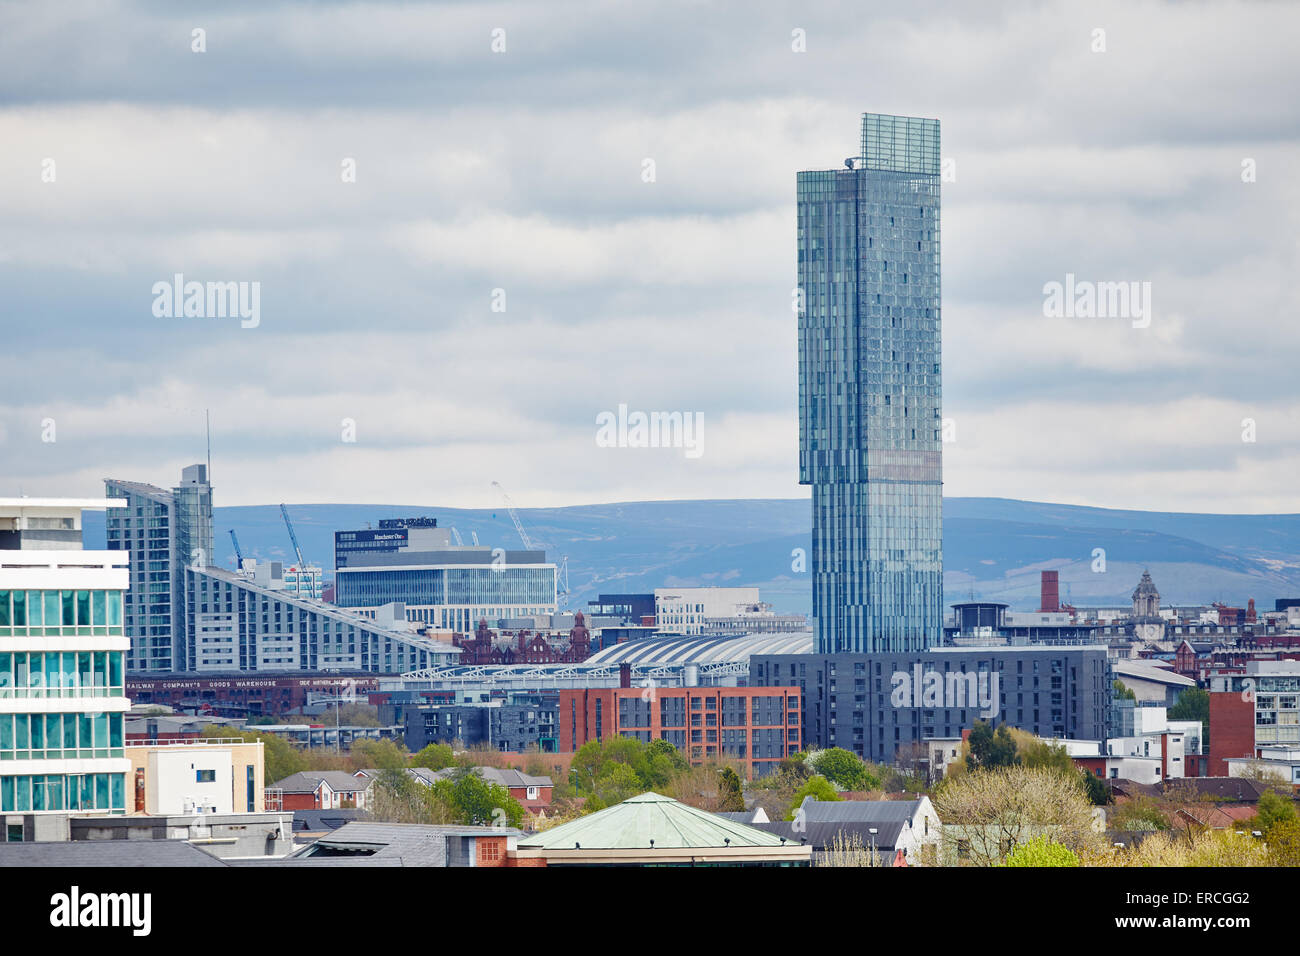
[{"left": 1, "top": 0, "right": 1297, "bottom": 513}]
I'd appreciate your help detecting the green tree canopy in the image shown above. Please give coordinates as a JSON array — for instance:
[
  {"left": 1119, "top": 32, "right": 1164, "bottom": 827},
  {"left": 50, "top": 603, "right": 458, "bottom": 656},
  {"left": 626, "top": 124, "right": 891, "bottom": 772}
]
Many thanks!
[
  {"left": 351, "top": 736, "right": 408, "bottom": 771},
  {"left": 1253, "top": 790, "right": 1298, "bottom": 837},
  {"left": 786, "top": 774, "right": 840, "bottom": 821},
  {"left": 410, "top": 743, "right": 456, "bottom": 771},
  {"left": 1001, "top": 835, "right": 1080, "bottom": 867},
  {"left": 809, "top": 747, "right": 881, "bottom": 791},
  {"left": 966, "top": 721, "right": 1018, "bottom": 771}
]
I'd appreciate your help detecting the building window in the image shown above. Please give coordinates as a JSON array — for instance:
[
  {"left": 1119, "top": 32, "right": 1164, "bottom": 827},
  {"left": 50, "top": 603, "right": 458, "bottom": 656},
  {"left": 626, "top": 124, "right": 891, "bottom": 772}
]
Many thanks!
[{"left": 196, "top": 769, "right": 216, "bottom": 783}]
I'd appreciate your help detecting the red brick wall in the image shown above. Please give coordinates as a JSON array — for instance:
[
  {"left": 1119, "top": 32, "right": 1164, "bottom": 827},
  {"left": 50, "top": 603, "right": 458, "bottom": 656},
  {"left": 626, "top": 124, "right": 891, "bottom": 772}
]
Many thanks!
[
  {"left": 558, "top": 686, "right": 800, "bottom": 778},
  {"left": 475, "top": 835, "right": 509, "bottom": 867},
  {"left": 1209, "top": 691, "right": 1255, "bottom": 776}
]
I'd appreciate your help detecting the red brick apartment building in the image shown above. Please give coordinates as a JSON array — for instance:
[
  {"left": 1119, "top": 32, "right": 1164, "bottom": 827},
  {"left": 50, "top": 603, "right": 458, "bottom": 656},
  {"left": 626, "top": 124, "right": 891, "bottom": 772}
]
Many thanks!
[{"left": 558, "top": 686, "right": 801, "bottom": 778}]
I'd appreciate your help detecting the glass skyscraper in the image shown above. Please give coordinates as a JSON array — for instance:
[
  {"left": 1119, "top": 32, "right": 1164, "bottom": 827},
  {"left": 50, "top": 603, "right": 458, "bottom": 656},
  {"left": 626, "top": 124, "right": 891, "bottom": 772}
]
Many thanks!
[{"left": 797, "top": 113, "right": 943, "bottom": 654}]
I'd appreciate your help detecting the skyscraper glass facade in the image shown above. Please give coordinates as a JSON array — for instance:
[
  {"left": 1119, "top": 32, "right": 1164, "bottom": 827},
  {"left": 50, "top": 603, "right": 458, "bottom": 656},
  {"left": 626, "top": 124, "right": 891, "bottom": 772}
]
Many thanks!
[{"left": 797, "top": 113, "right": 943, "bottom": 654}]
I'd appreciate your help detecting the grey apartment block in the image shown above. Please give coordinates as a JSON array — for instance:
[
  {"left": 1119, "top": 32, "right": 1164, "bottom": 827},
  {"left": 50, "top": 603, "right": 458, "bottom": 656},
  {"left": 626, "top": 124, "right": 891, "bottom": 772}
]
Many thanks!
[
  {"left": 404, "top": 696, "right": 559, "bottom": 753},
  {"left": 105, "top": 464, "right": 213, "bottom": 673},
  {"left": 750, "top": 647, "right": 1113, "bottom": 763}
]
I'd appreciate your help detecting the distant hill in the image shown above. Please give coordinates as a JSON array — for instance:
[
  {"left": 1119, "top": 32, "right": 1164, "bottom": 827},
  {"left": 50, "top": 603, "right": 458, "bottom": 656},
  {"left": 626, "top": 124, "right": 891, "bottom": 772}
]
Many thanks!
[{"left": 82, "top": 498, "right": 1300, "bottom": 616}]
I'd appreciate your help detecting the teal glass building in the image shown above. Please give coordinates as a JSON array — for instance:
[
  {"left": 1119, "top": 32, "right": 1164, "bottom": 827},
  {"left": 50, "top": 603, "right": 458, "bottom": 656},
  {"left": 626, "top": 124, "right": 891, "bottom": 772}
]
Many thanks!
[{"left": 797, "top": 113, "right": 943, "bottom": 653}]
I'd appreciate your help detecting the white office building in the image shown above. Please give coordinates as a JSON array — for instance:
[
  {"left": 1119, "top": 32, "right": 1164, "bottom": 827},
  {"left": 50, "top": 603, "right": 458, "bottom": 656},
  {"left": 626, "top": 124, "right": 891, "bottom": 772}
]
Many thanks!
[
  {"left": 654, "top": 587, "right": 763, "bottom": 636},
  {"left": 0, "top": 498, "right": 131, "bottom": 817}
]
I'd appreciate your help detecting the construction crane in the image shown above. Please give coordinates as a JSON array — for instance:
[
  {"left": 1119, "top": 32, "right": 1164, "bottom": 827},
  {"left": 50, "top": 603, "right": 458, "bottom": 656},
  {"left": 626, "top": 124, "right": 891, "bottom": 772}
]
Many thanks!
[
  {"left": 556, "top": 555, "right": 570, "bottom": 609},
  {"left": 490, "top": 481, "right": 534, "bottom": 550},
  {"left": 229, "top": 529, "right": 244, "bottom": 571},
  {"left": 450, "top": 527, "right": 464, "bottom": 546},
  {"left": 280, "top": 503, "right": 306, "bottom": 569}
]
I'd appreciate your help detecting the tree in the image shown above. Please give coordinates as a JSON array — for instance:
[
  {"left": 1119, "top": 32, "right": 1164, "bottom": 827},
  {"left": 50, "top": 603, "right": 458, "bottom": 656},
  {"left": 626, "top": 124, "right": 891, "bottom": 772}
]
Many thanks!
[
  {"left": 584, "top": 762, "right": 644, "bottom": 813},
  {"left": 1266, "top": 818, "right": 1300, "bottom": 866},
  {"left": 410, "top": 743, "right": 456, "bottom": 771},
  {"left": 567, "top": 736, "right": 689, "bottom": 810},
  {"left": 1109, "top": 795, "right": 1171, "bottom": 831},
  {"left": 1018, "top": 739, "right": 1075, "bottom": 775},
  {"left": 432, "top": 768, "right": 525, "bottom": 828},
  {"left": 966, "top": 721, "right": 1018, "bottom": 771},
  {"left": 1002, "top": 835, "right": 1079, "bottom": 867},
  {"left": 1079, "top": 770, "right": 1111, "bottom": 807},
  {"left": 817, "top": 830, "right": 882, "bottom": 868},
  {"left": 350, "top": 737, "right": 408, "bottom": 771},
  {"left": 1083, "top": 829, "right": 1269, "bottom": 867},
  {"left": 333, "top": 702, "right": 381, "bottom": 727},
  {"left": 1113, "top": 680, "right": 1136, "bottom": 701},
  {"left": 809, "top": 747, "right": 880, "bottom": 791},
  {"left": 1253, "top": 790, "right": 1298, "bottom": 836},
  {"left": 786, "top": 774, "right": 840, "bottom": 821},
  {"left": 933, "top": 765, "right": 1102, "bottom": 866},
  {"left": 668, "top": 763, "right": 746, "bottom": 813}
]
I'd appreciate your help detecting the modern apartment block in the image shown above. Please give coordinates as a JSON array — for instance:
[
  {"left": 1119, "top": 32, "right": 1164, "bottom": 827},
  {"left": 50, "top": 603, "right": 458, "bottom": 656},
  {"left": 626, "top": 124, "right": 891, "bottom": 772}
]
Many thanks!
[
  {"left": 334, "top": 517, "right": 556, "bottom": 630},
  {"left": 104, "top": 465, "right": 214, "bottom": 672},
  {"left": 558, "top": 686, "right": 802, "bottom": 778},
  {"left": 184, "top": 563, "right": 462, "bottom": 674},
  {"left": 401, "top": 692, "right": 560, "bottom": 753},
  {"left": 750, "top": 646, "right": 1112, "bottom": 763},
  {"left": 798, "top": 113, "right": 943, "bottom": 654},
  {"left": 0, "top": 498, "right": 131, "bottom": 817}
]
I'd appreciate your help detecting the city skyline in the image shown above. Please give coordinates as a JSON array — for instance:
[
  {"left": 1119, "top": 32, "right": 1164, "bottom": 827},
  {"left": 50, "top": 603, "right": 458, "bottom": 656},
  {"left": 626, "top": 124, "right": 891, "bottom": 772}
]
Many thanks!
[{"left": 3, "top": 0, "right": 1298, "bottom": 515}]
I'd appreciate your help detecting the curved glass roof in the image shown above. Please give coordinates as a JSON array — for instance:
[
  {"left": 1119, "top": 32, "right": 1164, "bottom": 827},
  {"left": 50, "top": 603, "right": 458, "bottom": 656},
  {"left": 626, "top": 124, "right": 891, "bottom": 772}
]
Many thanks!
[{"left": 584, "top": 632, "right": 813, "bottom": 666}]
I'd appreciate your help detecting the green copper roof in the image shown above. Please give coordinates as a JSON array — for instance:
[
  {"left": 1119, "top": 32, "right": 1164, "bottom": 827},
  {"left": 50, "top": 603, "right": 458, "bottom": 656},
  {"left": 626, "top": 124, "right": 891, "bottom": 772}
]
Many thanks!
[{"left": 518, "top": 792, "right": 790, "bottom": 851}]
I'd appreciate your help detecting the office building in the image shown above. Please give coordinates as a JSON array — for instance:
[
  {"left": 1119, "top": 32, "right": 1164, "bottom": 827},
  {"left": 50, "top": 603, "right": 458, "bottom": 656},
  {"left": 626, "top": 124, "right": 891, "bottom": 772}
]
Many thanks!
[
  {"left": 653, "top": 586, "right": 761, "bottom": 636},
  {"left": 104, "top": 465, "right": 214, "bottom": 672},
  {"left": 750, "top": 646, "right": 1112, "bottom": 763},
  {"left": 184, "top": 562, "right": 460, "bottom": 674},
  {"left": 0, "top": 497, "right": 131, "bottom": 817},
  {"left": 798, "top": 112, "right": 943, "bottom": 653},
  {"left": 333, "top": 517, "right": 557, "bottom": 630}
]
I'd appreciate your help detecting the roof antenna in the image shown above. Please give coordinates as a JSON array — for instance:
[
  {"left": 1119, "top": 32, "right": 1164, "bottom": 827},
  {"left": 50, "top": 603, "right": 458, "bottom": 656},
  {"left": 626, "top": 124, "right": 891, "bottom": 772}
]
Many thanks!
[{"left": 206, "top": 408, "right": 212, "bottom": 480}]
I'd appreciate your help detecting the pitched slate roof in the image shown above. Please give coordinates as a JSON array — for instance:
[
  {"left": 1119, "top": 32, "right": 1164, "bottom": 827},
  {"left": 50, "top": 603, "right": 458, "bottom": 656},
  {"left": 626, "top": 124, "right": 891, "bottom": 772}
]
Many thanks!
[
  {"left": 0, "top": 840, "right": 229, "bottom": 867},
  {"left": 254, "top": 821, "right": 519, "bottom": 867},
  {"left": 429, "top": 766, "right": 553, "bottom": 789},
  {"left": 271, "top": 771, "right": 371, "bottom": 794},
  {"left": 751, "top": 820, "right": 909, "bottom": 853},
  {"left": 799, "top": 798, "right": 923, "bottom": 824},
  {"left": 517, "top": 792, "right": 786, "bottom": 850}
]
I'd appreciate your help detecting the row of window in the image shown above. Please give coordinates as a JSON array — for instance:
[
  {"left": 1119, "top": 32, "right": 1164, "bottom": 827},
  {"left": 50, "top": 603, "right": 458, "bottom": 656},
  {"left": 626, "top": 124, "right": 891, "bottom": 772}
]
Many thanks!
[
  {"left": 0, "top": 589, "right": 123, "bottom": 635},
  {"left": 0, "top": 652, "right": 125, "bottom": 698},
  {"left": 0, "top": 773, "right": 126, "bottom": 813},
  {"left": 0, "top": 711, "right": 125, "bottom": 758}
]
